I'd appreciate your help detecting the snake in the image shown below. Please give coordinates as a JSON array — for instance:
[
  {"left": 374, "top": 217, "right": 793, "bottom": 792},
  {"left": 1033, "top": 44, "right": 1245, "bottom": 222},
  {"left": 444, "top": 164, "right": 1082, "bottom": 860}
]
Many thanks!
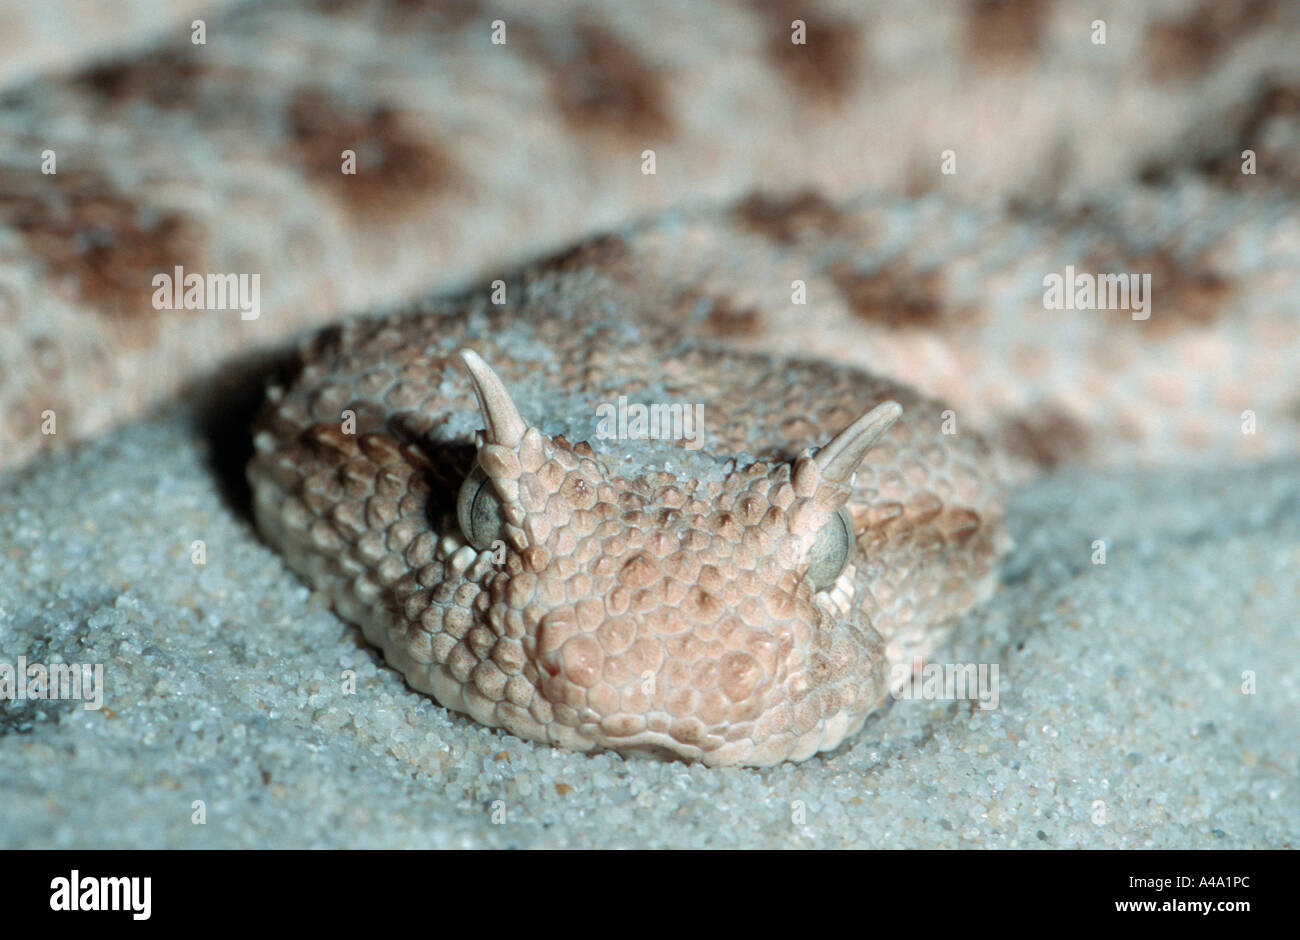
[
  {"left": 245, "top": 185, "right": 1297, "bottom": 765},
  {"left": 4, "top": 0, "right": 1299, "bottom": 765}
]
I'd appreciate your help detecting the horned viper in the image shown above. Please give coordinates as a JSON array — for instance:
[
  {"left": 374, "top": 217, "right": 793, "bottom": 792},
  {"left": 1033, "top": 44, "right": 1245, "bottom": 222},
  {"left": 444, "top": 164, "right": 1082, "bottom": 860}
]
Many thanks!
[{"left": 2, "top": 0, "right": 1298, "bottom": 764}]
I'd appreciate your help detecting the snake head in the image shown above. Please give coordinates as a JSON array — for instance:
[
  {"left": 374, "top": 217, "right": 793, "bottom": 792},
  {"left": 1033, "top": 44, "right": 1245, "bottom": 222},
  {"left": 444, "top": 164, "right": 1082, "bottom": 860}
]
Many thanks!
[{"left": 449, "top": 349, "right": 904, "bottom": 765}]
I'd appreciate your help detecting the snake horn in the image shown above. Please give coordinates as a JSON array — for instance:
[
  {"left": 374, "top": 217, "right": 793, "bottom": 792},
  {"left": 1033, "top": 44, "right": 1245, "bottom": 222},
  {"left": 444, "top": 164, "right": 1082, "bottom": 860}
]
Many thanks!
[
  {"left": 813, "top": 400, "right": 903, "bottom": 484},
  {"left": 460, "top": 348, "right": 527, "bottom": 448}
]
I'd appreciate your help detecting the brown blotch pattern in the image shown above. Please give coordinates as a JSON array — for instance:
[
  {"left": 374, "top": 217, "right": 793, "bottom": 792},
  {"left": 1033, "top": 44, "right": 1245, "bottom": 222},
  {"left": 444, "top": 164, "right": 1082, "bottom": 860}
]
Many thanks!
[
  {"left": 286, "top": 89, "right": 456, "bottom": 214},
  {"left": 734, "top": 190, "right": 846, "bottom": 244},
  {"left": 521, "top": 22, "right": 672, "bottom": 138},
  {"left": 828, "top": 261, "right": 946, "bottom": 329},
  {"left": 72, "top": 50, "right": 209, "bottom": 109},
  {"left": 704, "top": 295, "right": 761, "bottom": 337},
  {"left": 1144, "top": 0, "right": 1278, "bottom": 78},
  {"left": 998, "top": 408, "right": 1092, "bottom": 468},
  {"left": 680, "top": 292, "right": 761, "bottom": 337},
  {"left": 0, "top": 167, "right": 202, "bottom": 322},
  {"left": 1086, "top": 248, "right": 1233, "bottom": 332},
  {"left": 758, "top": 0, "right": 863, "bottom": 102},
  {"left": 966, "top": 0, "right": 1050, "bottom": 62}
]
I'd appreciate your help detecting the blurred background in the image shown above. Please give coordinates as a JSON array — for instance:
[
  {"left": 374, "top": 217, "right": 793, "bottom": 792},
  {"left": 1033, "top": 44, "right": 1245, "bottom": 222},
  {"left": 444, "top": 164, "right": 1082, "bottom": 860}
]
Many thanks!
[{"left": 2, "top": 0, "right": 1298, "bottom": 468}]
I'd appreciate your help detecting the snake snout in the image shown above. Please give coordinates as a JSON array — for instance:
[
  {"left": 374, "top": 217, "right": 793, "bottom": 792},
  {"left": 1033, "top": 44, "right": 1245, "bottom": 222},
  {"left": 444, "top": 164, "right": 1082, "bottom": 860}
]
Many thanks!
[{"left": 514, "top": 559, "right": 892, "bottom": 765}]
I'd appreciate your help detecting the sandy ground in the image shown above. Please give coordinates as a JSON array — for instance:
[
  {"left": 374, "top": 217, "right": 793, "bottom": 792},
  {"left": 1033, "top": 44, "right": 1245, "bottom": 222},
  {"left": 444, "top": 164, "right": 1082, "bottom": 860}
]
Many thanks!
[{"left": 1, "top": 406, "right": 1296, "bottom": 848}]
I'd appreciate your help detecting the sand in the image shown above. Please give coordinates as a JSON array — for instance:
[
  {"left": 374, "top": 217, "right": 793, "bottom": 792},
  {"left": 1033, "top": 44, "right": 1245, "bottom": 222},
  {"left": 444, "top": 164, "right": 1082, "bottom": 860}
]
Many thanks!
[{"left": 1, "top": 406, "right": 1296, "bottom": 848}]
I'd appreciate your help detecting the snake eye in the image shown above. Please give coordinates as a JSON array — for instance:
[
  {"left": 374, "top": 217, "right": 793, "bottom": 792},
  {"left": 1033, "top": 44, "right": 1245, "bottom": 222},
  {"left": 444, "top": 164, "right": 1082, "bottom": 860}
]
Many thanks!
[
  {"left": 456, "top": 463, "right": 507, "bottom": 551},
  {"left": 806, "top": 507, "right": 854, "bottom": 591}
]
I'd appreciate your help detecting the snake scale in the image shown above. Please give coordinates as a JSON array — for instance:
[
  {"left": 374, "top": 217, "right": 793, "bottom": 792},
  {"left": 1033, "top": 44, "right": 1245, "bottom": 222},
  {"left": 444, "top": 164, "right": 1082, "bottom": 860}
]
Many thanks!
[{"left": 4, "top": 0, "right": 1300, "bottom": 764}]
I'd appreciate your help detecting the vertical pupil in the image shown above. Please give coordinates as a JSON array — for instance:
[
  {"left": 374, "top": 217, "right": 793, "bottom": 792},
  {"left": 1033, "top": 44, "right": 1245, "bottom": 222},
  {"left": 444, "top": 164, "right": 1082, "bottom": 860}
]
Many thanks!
[{"left": 471, "top": 481, "right": 489, "bottom": 536}]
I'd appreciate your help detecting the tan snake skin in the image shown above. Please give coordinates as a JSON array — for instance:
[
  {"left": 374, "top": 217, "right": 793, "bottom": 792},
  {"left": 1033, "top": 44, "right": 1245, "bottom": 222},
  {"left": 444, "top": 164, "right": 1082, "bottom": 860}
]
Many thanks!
[
  {"left": 4, "top": 0, "right": 1300, "bottom": 468},
  {"left": 4, "top": 0, "right": 1300, "bottom": 764},
  {"left": 247, "top": 180, "right": 1295, "bottom": 763}
]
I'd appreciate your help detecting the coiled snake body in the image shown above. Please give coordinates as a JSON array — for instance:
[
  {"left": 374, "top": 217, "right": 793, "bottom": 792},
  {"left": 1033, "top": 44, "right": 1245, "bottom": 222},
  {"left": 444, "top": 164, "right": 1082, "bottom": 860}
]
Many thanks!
[{"left": 246, "top": 176, "right": 1300, "bottom": 766}]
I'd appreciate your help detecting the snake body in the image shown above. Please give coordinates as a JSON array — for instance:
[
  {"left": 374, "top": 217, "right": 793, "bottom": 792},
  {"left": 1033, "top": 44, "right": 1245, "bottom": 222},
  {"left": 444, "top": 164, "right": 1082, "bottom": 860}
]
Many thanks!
[{"left": 246, "top": 165, "right": 1300, "bottom": 765}]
